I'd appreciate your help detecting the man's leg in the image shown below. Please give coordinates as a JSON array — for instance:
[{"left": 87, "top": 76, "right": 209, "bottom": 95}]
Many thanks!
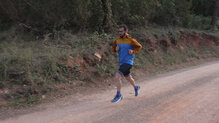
[
  {"left": 125, "top": 75, "right": 140, "bottom": 96},
  {"left": 125, "top": 75, "right": 135, "bottom": 87},
  {"left": 112, "top": 72, "right": 123, "bottom": 103},
  {"left": 115, "top": 72, "right": 122, "bottom": 92}
]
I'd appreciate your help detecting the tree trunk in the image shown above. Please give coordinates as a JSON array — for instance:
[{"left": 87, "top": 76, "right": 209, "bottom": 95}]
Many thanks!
[
  {"left": 101, "top": 0, "right": 113, "bottom": 33},
  {"left": 211, "top": 0, "right": 219, "bottom": 31}
]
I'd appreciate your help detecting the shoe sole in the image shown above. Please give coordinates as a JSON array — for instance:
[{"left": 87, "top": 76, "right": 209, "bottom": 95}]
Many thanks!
[
  {"left": 112, "top": 96, "right": 123, "bottom": 103},
  {"left": 135, "top": 87, "right": 140, "bottom": 96},
  {"left": 136, "top": 90, "right": 140, "bottom": 96}
]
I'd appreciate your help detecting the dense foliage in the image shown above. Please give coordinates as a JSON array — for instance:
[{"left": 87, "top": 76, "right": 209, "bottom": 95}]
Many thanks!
[{"left": 0, "top": 0, "right": 218, "bottom": 33}]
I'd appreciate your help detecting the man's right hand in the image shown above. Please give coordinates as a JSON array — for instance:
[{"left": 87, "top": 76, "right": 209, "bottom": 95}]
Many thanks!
[{"left": 116, "top": 46, "right": 120, "bottom": 51}]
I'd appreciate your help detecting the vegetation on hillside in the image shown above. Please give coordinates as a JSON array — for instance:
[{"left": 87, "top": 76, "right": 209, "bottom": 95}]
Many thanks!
[
  {"left": 0, "top": 0, "right": 219, "bottom": 33},
  {"left": 0, "top": 0, "right": 219, "bottom": 107}
]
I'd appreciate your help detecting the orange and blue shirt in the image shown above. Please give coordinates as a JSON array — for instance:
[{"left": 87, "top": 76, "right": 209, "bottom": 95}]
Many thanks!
[{"left": 112, "top": 34, "right": 142, "bottom": 66}]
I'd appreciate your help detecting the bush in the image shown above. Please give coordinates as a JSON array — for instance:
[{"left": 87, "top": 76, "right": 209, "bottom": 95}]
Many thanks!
[
  {"left": 0, "top": 0, "right": 216, "bottom": 34},
  {"left": 188, "top": 15, "right": 212, "bottom": 30},
  {"left": 0, "top": 7, "right": 12, "bottom": 31},
  {"left": 0, "top": 0, "right": 103, "bottom": 33},
  {"left": 152, "top": 0, "right": 191, "bottom": 26},
  {"left": 216, "top": 19, "right": 219, "bottom": 30},
  {"left": 111, "top": 0, "right": 160, "bottom": 25}
]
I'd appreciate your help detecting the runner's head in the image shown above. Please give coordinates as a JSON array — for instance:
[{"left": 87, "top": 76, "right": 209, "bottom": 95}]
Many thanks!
[{"left": 119, "top": 24, "right": 128, "bottom": 38}]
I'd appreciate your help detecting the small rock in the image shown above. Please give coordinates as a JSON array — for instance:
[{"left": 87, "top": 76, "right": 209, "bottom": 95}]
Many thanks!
[
  {"left": 0, "top": 98, "right": 7, "bottom": 105},
  {"left": 94, "top": 52, "right": 102, "bottom": 62},
  {"left": 179, "top": 45, "right": 184, "bottom": 50},
  {"left": 4, "top": 89, "right": 9, "bottom": 94},
  {"left": 42, "top": 95, "right": 46, "bottom": 99}
]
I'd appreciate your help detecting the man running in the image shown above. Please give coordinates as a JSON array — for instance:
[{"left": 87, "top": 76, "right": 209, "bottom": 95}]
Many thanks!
[{"left": 112, "top": 24, "right": 142, "bottom": 103}]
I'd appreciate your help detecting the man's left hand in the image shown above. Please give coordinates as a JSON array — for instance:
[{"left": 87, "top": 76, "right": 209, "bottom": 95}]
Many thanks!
[{"left": 129, "top": 50, "right": 134, "bottom": 54}]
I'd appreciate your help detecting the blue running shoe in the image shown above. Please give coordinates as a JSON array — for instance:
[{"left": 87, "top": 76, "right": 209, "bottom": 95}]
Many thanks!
[
  {"left": 135, "top": 86, "right": 140, "bottom": 96},
  {"left": 111, "top": 95, "right": 123, "bottom": 103}
]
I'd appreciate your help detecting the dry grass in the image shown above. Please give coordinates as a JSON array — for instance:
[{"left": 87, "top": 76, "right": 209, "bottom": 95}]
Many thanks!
[{"left": 0, "top": 27, "right": 218, "bottom": 108}]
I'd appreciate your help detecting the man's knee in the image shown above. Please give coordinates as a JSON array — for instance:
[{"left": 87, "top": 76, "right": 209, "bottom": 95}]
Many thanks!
[
  {"left": 125, "top": 75, "right": 133, "bottom": 81},
  {"left": 115, "top": 73, "right": 121, "bottom": 81},
  {"left": 125, "top": 76, "right": 130, "bottom": 81}
]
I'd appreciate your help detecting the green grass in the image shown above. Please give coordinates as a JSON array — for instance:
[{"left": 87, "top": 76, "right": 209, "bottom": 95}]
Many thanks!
[{"left": 9, "top": 96, "right": 41, "bottom": 108}]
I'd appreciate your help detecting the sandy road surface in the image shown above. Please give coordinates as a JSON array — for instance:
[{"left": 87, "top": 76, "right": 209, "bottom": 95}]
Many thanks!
[{"left": 1, "top": 61, "right": 219, "bottom": 123}]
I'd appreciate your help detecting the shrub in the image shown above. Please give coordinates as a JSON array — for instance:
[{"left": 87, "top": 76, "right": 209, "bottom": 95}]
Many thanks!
[{"left": 188, "top": 15, "right": 212, "bottom": 30}]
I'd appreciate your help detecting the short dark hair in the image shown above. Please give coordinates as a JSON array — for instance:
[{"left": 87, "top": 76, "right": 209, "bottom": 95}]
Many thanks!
[{"left": 119, "top": 24, "right": 128, "bottom": 31}]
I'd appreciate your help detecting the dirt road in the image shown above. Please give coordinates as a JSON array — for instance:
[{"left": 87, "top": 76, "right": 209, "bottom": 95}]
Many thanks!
[{"left": 1, "top": 61, "right": 219, "bottom": 123}]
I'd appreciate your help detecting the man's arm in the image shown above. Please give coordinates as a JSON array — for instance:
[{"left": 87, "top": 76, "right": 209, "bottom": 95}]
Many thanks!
[
  {"left": 130, "top": 38, "right": 142, "bottom": 53},
  {"left": 112, "top": 40, "right": 117, "bottom": 53}
]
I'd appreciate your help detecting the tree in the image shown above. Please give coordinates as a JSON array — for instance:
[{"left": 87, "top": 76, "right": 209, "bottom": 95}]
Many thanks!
[
  {"left": 101, "top": 0, "right": 113, "bottom": 33},
  {"left": 211, "top": 0, "right": 219, "bottom": 31},
  {"left": 191, "top": 0, "right": 214, "bottom": 16}
]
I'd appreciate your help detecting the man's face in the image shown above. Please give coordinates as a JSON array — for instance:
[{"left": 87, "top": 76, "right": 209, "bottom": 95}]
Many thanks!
[{"left": 119, "top": 28, "right": 126, "bottom": 38}]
